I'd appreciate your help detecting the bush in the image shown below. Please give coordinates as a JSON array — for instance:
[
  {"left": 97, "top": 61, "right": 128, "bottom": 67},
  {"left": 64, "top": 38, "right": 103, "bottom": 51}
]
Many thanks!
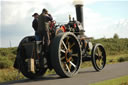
[
  {"left": 7, "top": 54, "right": 16, "bottom": 62},
  {"left": 117, "top": 56, "right": 128, "bottom": 62},
  {"left": 109, "top": 59, "right": 113, "bottom": 63},
  {"left": 10, "top": 47, "right": 17, "bottom": 55},
  {"left": 113, "top": 33, "right": 119, "bottom": 39},
  {"left": 121, "top": 81, "right": 128, "bottom": 85},
  {"left": 0, "top": 68, "right": 25, "bottom": 82},
  {"left": 118, "top": 57, "right": 125, "bottom": 62},
  {"left": 0, "top": 48, "right": 9, "bottom": 56},
  {"left": 0, "top": 57, "right": 13, "bottom": 69},
  {"left": 0, "top": 47, "right": 17, "bottom": 56}
]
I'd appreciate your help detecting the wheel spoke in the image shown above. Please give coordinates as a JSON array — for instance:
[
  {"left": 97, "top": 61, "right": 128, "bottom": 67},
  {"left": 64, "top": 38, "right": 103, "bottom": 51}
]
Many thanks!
[
  {"left": 97, "top": 58, "right": 103, "bottom": 68},
  {"left": 66, "top": 64, "right": 70, "bottom": 72},
  {"left": 95, "top": 48, "right": 99, "bottom": 56},
  {"left": 101, "top": 55, "right": 104, "bottom": 59},
  {"left": 60, "top": 49, "right": 66, "bottom": 53},
  {"left": 101, "top": 60, "right": 104, "bottom": 66},
  {"left": 96, "top": 59, "right": 100, "bottom": 67},
  {"left": 72, "top": 53, "right": 78, "bottom": 57},
  {"left": 68, "top": 42, "right": 70, "bottom": 49},
  {"left": 62, "top": 62, "right": 66, "bottom": 70},
  {"left": 69, "top": 63, "right": 71, "bottom": 69},
  {"left": 99, "top": 60, "right": 103, "bottom": 68},
  {"left": 62, "top": 40, "right": 68, "bottom": 50},
  {"left": 70, "top": 43, "right": 75, "bottom": 49},
  {"left": 69, "top": 61, "right": 76, "bottom": 68},
  {"left": 61, "top": 56, "right": 65, "bottom": 60},
  {"left": 100, "top": 60, "right": 103, "bottom": 65},
  {"left": 66, "top": 37, "right": 69, "bottom": 45},
  {"left": 99, "top": 59, "right": 101, "bottom": 66},
  {"left": 95, "top": 53, "right": 99, "bottom": 56},
  {"left": 97, "top": 47, "right": 102, "bottom": 56}
]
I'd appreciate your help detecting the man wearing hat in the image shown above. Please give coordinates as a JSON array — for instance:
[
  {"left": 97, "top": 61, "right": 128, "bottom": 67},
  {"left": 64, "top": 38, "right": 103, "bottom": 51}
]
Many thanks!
[
  {"left": 37, "top": 8, "right": 53, "bottom": 53},
  {"left": 32, "top": 13, "right": 40, "bottom": 40}
]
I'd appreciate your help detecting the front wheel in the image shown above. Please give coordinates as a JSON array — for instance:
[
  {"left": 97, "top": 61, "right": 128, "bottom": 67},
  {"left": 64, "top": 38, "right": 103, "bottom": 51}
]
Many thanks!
[{"left": 91, "top": 44, "right": 106, "bottom": 71}]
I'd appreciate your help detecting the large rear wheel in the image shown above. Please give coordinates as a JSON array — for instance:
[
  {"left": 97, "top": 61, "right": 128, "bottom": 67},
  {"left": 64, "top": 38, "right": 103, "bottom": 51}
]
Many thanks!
[
  {"left": 50, "top": 32, "right": 82, "bottom": 77},
  {"left": 17, "top": 37, "right": 47, "bottom": 79}
]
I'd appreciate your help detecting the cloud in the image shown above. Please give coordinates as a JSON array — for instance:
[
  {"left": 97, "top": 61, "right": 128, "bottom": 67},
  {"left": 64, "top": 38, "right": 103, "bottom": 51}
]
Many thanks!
[
  {"left": 83, "top": 7, "right": 114, "bottom": 38},
  {"left": 108, "top": 19, "right": 128, "bottom": 38},
  {"left": 1, "top": 0, "right": 75, "bottom": 47},
  {"left": 1, "top": 1, "right": 42, "bottom": 25},
  {"left": 1, "top": 0, "right": 74, "bottom": 25},
  {"left": 2, "top": 2, "right": 29, "bottom": 25},
  {"left": 83, "top": 6, "right": 128, "bottom": 39},
  {"left": 1, "top": 0, "right": 128, "bottom": 47}
]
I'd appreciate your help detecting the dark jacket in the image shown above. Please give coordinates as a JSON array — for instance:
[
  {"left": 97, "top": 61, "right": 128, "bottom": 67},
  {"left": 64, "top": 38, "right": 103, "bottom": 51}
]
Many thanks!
[
  {"left": 32, "top": 18, "right": 38, "bottom": 31},
  {"left": 45, "top": 14, "right": 53, "bottom": 22},
  {"left": 37, "top": 13, "right": 53, "bottom": 33},
  {"left": 37, "top": 13, "right": 46, "bottom": 34}
]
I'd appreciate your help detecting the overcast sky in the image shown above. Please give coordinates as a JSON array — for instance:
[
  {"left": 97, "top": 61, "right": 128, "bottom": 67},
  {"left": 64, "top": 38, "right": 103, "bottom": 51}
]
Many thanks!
[{"left": 0, "top": 0, "right": 128, "bottom": 48}]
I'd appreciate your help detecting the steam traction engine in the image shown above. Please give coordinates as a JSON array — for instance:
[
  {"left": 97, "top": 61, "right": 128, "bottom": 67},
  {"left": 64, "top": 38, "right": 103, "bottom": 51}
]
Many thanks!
[{"left": 14, "top": 4, "right": 106, "bottom": 79}]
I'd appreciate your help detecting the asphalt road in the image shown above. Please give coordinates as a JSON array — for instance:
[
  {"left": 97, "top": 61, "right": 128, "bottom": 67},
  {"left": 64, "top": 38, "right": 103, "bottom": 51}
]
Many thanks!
[{"left": 1, "top": 62, "right": 128, "bottom": 85}]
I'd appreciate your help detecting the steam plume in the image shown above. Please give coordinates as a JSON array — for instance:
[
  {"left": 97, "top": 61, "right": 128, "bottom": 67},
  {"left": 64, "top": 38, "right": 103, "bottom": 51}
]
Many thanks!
[{"left": 73, "top": 0, "right": 83, "bottom": 5}]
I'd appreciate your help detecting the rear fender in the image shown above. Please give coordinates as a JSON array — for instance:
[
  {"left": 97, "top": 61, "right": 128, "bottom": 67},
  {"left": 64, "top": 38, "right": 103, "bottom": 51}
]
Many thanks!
[{"left": 13, "top": 36, "right": 35, "bottom": 69}]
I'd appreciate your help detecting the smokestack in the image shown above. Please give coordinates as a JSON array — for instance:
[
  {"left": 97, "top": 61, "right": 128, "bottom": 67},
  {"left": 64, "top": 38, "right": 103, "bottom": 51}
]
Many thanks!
[
  {"left": 74, "top": 0, "right": 84, "bottom": 27},
  {"left": 75, "top": 5, "right": 83, "bottom": 26}
]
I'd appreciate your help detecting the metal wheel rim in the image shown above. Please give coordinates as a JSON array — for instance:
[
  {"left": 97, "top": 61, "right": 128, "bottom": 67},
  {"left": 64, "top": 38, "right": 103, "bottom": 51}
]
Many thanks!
[{"left": 93, "top": 45, "right": 106, "bottom": 70}]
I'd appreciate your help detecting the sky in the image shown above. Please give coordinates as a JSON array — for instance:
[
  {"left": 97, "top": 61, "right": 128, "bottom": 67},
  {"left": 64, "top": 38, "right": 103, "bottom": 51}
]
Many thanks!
[{"left": 0, "top": 0, "right": 128, "bottom": 48}]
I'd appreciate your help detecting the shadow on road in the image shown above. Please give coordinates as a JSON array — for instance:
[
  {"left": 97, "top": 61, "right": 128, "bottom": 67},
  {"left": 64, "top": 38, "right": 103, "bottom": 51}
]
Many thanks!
[
  {"left": 79, "top": 70, "right": 98, "bottom": 74},
  {"left": 0, "top": 74, "right": 62, "bottom": 85},
  {"left": 0, "top": 70, "right": 97, "bottom": 85}
]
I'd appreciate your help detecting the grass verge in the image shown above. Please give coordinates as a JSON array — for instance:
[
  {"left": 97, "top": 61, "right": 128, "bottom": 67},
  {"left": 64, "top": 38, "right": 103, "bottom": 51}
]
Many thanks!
[
  {"left": 90, "top": 75, "right": 128, "bottom": 85},
  {"left": 0, "top": 67, "right": 25, "bottom": 83},
  {"left": 106, "top": 54, "right": 128, "bottom": 64}
]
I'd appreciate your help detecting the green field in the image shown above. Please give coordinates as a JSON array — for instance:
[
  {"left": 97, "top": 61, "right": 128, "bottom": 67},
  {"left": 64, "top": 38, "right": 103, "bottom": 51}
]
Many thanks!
[
  {"left": 0, "top": 38, "right": 128, "bottom": 83},
  {"left": 90, "top": 75, "right": 128, "bottom": 85}
]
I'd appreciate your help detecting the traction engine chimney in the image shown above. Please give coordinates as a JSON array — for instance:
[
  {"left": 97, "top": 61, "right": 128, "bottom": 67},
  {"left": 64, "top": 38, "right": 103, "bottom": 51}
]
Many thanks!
[
  {"left": 74, "top": 0, "right": 84, "bottom": 27},
  {"left": 75, "top": 4, "right": 84, "bottom": 27}
]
